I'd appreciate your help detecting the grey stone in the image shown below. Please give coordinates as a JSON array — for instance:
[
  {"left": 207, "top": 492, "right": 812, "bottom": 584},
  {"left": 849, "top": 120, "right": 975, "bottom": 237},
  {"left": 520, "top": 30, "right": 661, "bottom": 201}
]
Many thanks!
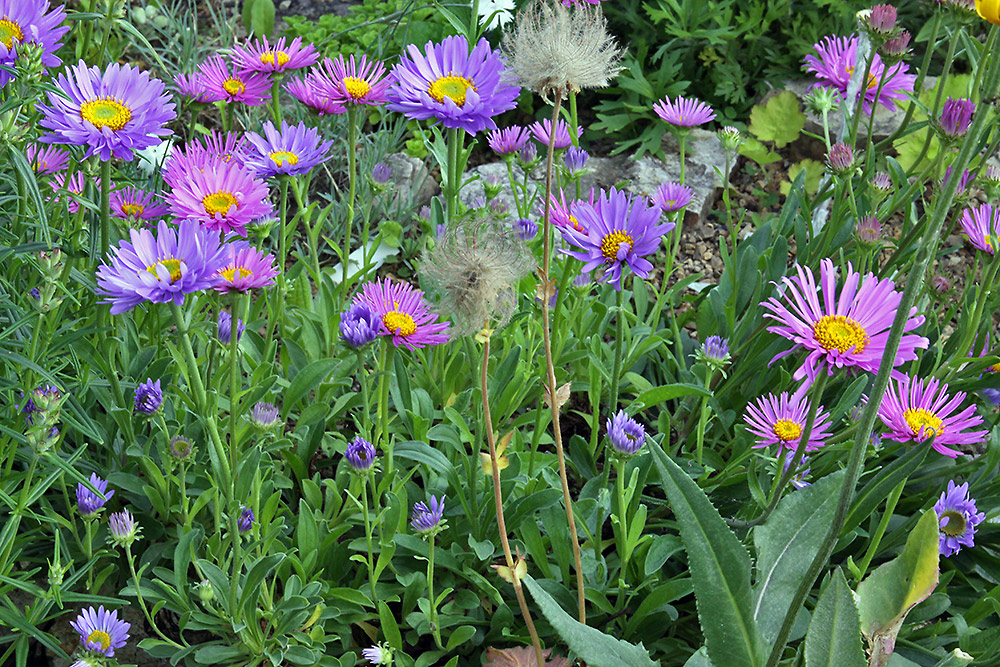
[{"left": 385, "top": 152, "right": 438, "bottom": 209}]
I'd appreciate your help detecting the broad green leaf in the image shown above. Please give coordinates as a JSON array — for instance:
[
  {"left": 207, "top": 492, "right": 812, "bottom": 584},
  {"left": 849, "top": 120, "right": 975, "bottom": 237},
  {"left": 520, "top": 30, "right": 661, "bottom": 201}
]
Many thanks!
[
  {"left": 738, "top": 136, "right": 781, "bottom": 168},
  {"left": 780, "top": 159, "right": 824, "bottom": 196},
  {"left": 753, "top": 470, "right": 843, "bottom": 642},
  {"left": 649, "top": 439, "right": 765, "bottom": 667},
  {"left": 804, "top": 569, "right": 866, "bottom": 667},
  {"left": 627, "top": 383, "right": 710, "bottom": 411},
  {"left": 522, "top": 576, "right": 657, "bottom": 667},
  {"left": 281, "top": 359, "right": 338, "bottom": 419},
  {"left": 748, "top": 91, "right": 805, "bottom": 148}
]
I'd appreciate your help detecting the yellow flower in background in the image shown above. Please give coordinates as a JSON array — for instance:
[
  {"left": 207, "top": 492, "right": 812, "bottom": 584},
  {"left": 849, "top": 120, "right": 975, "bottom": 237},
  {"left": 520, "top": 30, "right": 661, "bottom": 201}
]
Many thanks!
[{"left": 977, "top": 0, "right": 1000, "bottom": 25}]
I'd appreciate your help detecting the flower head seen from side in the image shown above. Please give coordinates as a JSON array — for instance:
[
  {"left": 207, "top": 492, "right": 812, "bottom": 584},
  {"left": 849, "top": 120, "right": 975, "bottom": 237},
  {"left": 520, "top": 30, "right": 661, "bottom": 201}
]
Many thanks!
[
  {"left": 488, "top": 125, "right": 531, "bottom": 156},
  {"left": 387, "top": 35, "right": 521, "bottom": 135},
  {"left": 960, "top": 203, "right": 1000, "bottom": 254},
  {"left": 529, "top": 117, "right": 581, "bottom": 149},
  {"left": 111, "top": 186, "right": 169, "bottom": 224},
  {"left": 48, "top": 171, "right": 86, "bottom": 213},
  {"left": 942, "top": 166, "right": 974, "bottom": 195},
  {"left": 285, "top": 74, "right": 344, "bottom": 115},
  {"left": 70, "top": 606, "right": 130, "bottom": 657},
  {"left": 0, "top": 0, "right": 70, "bottom": 88},
  {"left": 653, "top": 95, "right": 717, "bottom": 128},
  {"left": 352, "top": 277, "right": 450, "bottom": 350},
  {"left": 37, "top": 60, "right": 176, "bottom": 162},
  {"left": 312, "top": 54, "right": 392, "bottom": 107},
  {"left": 76, "top": 473, "right": 114, "bottom": 518},
  {"left": 96, "top": 219, "right": 228, "bottom": 314},
  {"left": 606, "top": 410, "right": 645, "bottom": 457},
  {"left": 26, "top": 144, "right": 68, "bottom": 175},
  {"left": 877, "top": 374, "right": 987, "bottom": 458},
  {"left": 196, "top": 55, "right": 270, "bottom": 106},
  {"left": 174, "top": 72, "right": 209, "bottom": 102},
  {"left": 411, "top": 495, "right": 446, "bottom": 535},
  {"left": 238, "top": 505, "right": 254, "bottom": 533},
  {"left": 761, "top": 258, "right": 929, "bottom": 384},
  {"left": 345, "top": 436, "right": 377, "bottom": 472},
  {"left": 231, "top": 35, "right": 318, "bottom": 73},
  {"left": 934, "top": 480, "right": 985, "bottom": 557},
  {"left": 214, "top": 241, "right": 279, "bottom": 293},
  {"left": 744, "top": 390, "right": 833, "bottom": 452},
  {"left": 217, "top": 310, "right": 244, "bottom": 344},
  {"left": 133, "top": 378, "right": 162, "bottom": 415},
  {"left": 249, "top": 401, "right": 280, "bottom": 431},
  {"left": 107, "top": 509, "right": 141, "bottom": 547},
  {"left": 560, "top": 187, "right": 672, "bottom": 290},
  {"left": 340, "top": 302, "right": 380, "bottom": 348},
  {"left": 695, "top": 335, "right": 731, "bottom": 372},
  {"left": 940, "top": 97, "right": 975, "bottom": 138},
  {"left": 803, "top": 34, "right": 916, "bottom": 113},
  {"left": 241, "top": 120, "right": 333, "bottom": 178},
  {"left": 651, "top": 181, "right": 693, "bottom": 213},
  {"left": 362, "top": 643, "right": 394, "bottom": 666},
  {"left": 167, "top": 158, "right": 273, "bottom": 236}
]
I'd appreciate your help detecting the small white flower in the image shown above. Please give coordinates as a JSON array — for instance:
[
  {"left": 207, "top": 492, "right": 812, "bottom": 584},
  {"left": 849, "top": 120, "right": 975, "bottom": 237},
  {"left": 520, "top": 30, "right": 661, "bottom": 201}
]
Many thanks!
[
  {"left": 135, "top": 139, "right": 173, "bottom": 177},
  {"left": 478, "top": 0, "right": 516, "bottom": 29}
]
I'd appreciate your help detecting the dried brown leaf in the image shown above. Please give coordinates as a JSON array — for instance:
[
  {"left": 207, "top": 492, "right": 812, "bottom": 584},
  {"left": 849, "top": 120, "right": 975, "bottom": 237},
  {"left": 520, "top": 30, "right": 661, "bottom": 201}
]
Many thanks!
[{"left": 483, "top": 646, "right": 571, "bottom": 667}]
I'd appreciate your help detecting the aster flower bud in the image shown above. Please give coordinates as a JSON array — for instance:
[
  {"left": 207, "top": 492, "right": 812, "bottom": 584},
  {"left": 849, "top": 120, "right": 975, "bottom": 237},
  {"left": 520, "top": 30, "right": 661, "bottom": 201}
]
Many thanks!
[
  {"left": 108, "top": 509, "right": 141, "bottom": 548},
  {"left": 804, "top": 86, "right": 840, "bottom": 115},
  {"left": 930, "top": 274, "right": 953, "bottom": 296},
  {"left": 344, "top": 436, "right": 377, "bottom": 472},
  {"left": 517, "top": 140, "right": 537, "bottom": 165},
  {"left": 77, "top": 473, "right": 114, "bottom": 518},
  {"left": 133, "top": 378, "right": 162, "bottom": 416},
  {"left": 483, "top": 172, "right": 504, "bottom": 200},
  {"left": 717, "top": 126, "right": 744, "bottom": 153},
  {"left": 32, "top": 384, "right": 63, "bottom": 414},
  {"left": 217, "top": 310, "right": 245, "bottom": 345},
  {"left": 371, "top": 161, "right": 392, "bottom": 184},
  {"left": 939, "top": 98, "right": 976, "bottom": 139},
  {"left": 694, "top": 335, "right": 731, "bottom": 373},
  {"left": 827, "top": 142, "right": 856, "bottom": 175},
  {"left": 871, "top": 171, "right": 892, "bottom": 196},
  {"left": 515, "top": 218, "right": 538, "bottom": 240},
  {"left": 195, "top": 579, "right": 215, "bottom": 603},
  {"left": 856, "top": 216, "right": 882, "bottom": 244},
  {"left": 249, "top": 401, "right": 281, "bottom": 432},
  {"left": 564, "top": 145, "right": 589, "bottom": 174},
  {"left": 866, "top": 4, "right": 898, "bottom": 37},
  {"left": 606, "top": 410, "right": 646, "bottom": 458},
  {"left": 411, "top": 495, "right": 446, "bottom": 536},
  {"left": 986, "top": 164, "right": 1000, "bottom": 186},
  {"left": 340, "top": 303, "right": 380, "bottom": 348},
  {"left": 238, "top": 505, "right": 255, "bottom": 533},
  {"left": 881, "top": 30, "right": 911, "bottom": 63},
  {"left": 169, "top": 435, "right": 195, "bottom": 461}
]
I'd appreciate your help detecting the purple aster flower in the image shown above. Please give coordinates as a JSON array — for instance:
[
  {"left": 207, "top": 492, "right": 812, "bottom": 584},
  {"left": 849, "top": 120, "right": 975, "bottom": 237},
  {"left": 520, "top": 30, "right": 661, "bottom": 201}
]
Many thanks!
[
  {"left": 133, "top": 378, "right": 162, "bottom": 415},
  {"left": 547, "top": 188, "right": 592, "bottom": 235},
  {"left": 878, "top": 374, "right": 987, "bottom": 458},
  {"left": 231, "top": 35, "right": 319, "bottom": 73},
  {"left": 284, "top": 73, "right": 344, "bottom": 115},
  {"left": 96, "top": 219, "right": 228, "bottom": 314},
  {"left": 942, "top": 166, "right": 973, "bottom": 195},
  {"left": 698, "top": 335, "right": 730, "bottom": 365},
  {"left": 352, "top": 277, "right": 451, "bottom": 350},
  {"left": 340, "top": 302, "right": 380, "bottom": 348},
  {"left": 238, "top": 505, "right": 254, "bottom": 533},
  {"left": 48, "top": 171, "right": 86, "bottom": 213},
  {"left": 387, "top": 35, "right": 521, "bottom": 135},
  {"left": 111, "top": 186, "right": 169, "bottom": 223},
  {"left": 26, "top": 144, "right": 68, "bottom": 174},
  {"left": 803, "top": 35, "right": 916, "bottom": 113},
  {"left": 982, "top": 388, "right": 1000, "bottom": 405},
  {"left": 761, "top": 258, "right": 929, "bottom": 384},
  {"left": 518, "top": 141, "right": 537, "bottom": 164},
  {"left": 196, "top": 55, "right": 270, "bottom": 106},
  {"left": 744, "top": 389, "right": 833, "bottom": 452},
  {"left": 345, "top": 436, "right": 377, "bottom": 472},
  {"left": 411, "top": 495, "right": 446, "bottom": 534},
  {"left": 651, "top": 181, "right": 693, "bottom": 213},
  {"left": 934, "top": 480, "right": 985, "bottom": 557},
  {"left": 214, "top": 241, "right": 279, "bottom": 293},
  {"left": 957, "top": 202, "right": 996, "bottom": 255},
  {"left": 107, "top": 509, "right": 140, "bottom": 546},
  {"left": 940, "top": 98, "right": 975, "bottom": 138},
  {"left": 652, "top": 95, "right": 717, "bottom": 127},
  {"left": 241, "top": 120, "right": 333, "bottom": 178},
  {"left": 781, "top": 451, "right": 812, "bottom": 489},
  {"left": 37, "top": 60, "right": 176, "bottom": 162},
  {"left": 564, "top": 145, "right": 589, "bottom": 172},
  {"left": 76, "top": 473, "right": 114, "bottom": 518},
  {"left": 559, "top": 188, "right": 673, "bottom": 290},
  {"left": 827, "top": 142, "right": 855, "bottom": 173},
  {"left": 530, "top": 118, "right": 581, "bottom": 149},
  {"left": 872, "top": 171, "right": 892, "bottom": 193},
  {"left": 312, "top": 54, "right": 392, "bottom": 107},
  {"left": 174, "top": 72, "right": 209, "bottom": 102},
  {"left": 166, "top": 158, "right": 273, "bottom": 236},
  {"left": 70, "top": 606, "right": 130, "bottom": 657},
  {"left": 515, "top": 217, "right": 538, "bottom": 240},
  {"left": 488, "top": 125, "right": 531, "bottom": 155},
  {"left": 249, "top": 401, "right": 280, "bottom": 430},
  {"left": 372, "top": 162, "right": 393, "bottom": 184},
  {"left": 606, "top": 410, "right": 645, "bottom": 456},
  {"left": 217, "top": 310, "right": 245, "bottom": 344},
  {"left": 163, "top": 130, "right": 247, "bottom": 188},
  {"left": 0, "top": 0, "right": 70, "bottom": 88}
]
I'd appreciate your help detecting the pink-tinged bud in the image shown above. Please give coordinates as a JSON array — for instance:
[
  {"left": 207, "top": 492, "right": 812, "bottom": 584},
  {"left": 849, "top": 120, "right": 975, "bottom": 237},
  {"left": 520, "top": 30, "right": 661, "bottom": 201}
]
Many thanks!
[
  {"left": 931, "top": 275, "right": 951, "bottom": 294},
  {"left": 872, "top": 171, "right": 892, "bottom": 193},
  {"left": 939, "top": 97, "right": 975, "bottom": 138},
  {"left": 868, "top": 4, "right": 898, "bottom": 35},
  {"left": 857, "top": 216, "right": 882, "bottom": 243},
  {"left": 882, "top": 30, "right": 911, "bottom": 59},
  {"left": 827, "top": 142, "right": 855, "bottom": 174}
]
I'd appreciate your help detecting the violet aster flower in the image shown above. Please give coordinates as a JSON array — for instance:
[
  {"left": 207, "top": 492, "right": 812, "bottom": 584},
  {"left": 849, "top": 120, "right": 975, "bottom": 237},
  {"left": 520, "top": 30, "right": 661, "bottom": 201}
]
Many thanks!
[
  {"left": 76, "top": 473, "right": 114, "bottom": 518},
  {"left": 196, "top": 55, "right": 270, "bottom": 106},
  {"left": 214, "top": 241, "right": 279, "bottom": 293},
  {"left": 959, "top": 203, "right": 1000, "bottom": 254},
  {"left": 163, "top": 130, "right": 247, "bottom": 188},
  {"left": 166, "top": 158, "right": 273, "bottom": 236},
  {"left": 488, "top": 125, "right": 531, "bottom": 155},
  {"left": 26, "top": 144, "right": 68, "bottom": 175},
  {"left": 942, "top": 166, "right": 973, "bottom": 195},
  {"left": 877, "top": 374, "right": 987, "bottom": 458},
  {"left": 387, "top": 35, "right": 520, "bottom": 135},
  {"left": 606, "top": 410, "right": 645, "bottom": 457},
  {"left": 803, "top": 34, "right": 916, "bottom": 113},
  {"left": 37, "top": 60, "right": 176, "bottom": 162},
  {"left": 515, "top": 217, "right": 538, "bottom": 240},
  {"left": 761, "top": 258, "right": 929, "bottom": 384},
  {"left": 231, "top": 35, "right": 318, "bottom": 73},
  {"left": 547, "top": 188, "right": 592, "bottom": 235},
  {"left": 241, "top": 120, "right": 333, "bottom": 178},
  {"left": 653, "top": 95, "right": 717, "bottom": 127},
  {"left": 856, "top": 216, "right": 882, "bottom": 243},
  {"left": 559, "top": 188, "right": 673, "bottom": 290},
  {"left": 744, "top": 390, "right": 833, "bottom": 452},
  {"left": 696, "top": 335, "right": 730, "bottom": 367},
  {"left": 107, "top": 509, "right": 140, "bottom": 547},
  {"left": 249, "top": 401, "right": 280, "bottom": 430},
  {"left": 934, "top": 480, "right": 985, "bottom": 557},
  {"left": 110, "top": 186, "right": 169, "bottom": 223},
  {"left": 651, "top": 181, "right": 693, "bottom": 213},
  {"left": 371, "top": 162, "right": 392, "bottom": 184},
  {"left": 827, "top": 142, "right": 855, "bottom": 173},
  {"left": 312, "top": 54, "right": 392, "bottom": 107},
  {"left": 352, "top": 277, "right": 450, "bottom": 350},
  {"left": 284, "top": 72, "right": 344, "bottom": 115},
  {"left": 411, "top": 495, "right": 446, "bottom": 534},
  {"left": 96, "top": 219, "right": 228, "bottom": 314},
  {"left": 518, "top": 141, "right": 537, "bottom": 164},
  {"left": 217, "top": 310, "right": 245, "bottom": 344},
  {"left": 340, "top": 302, "right": 380, "bottom": 348},
  {"left": 70, "top": 606, "right": 130, "bottom": 657},
  {"left": 133, "top": 378, "right": 162, "bottom": 415},
  {"left": 940, "top": 97, "right": 975, "bottom": 138},
  {"left": 564, "top": 145, "right": 589, "bottom": 172},
  {"left": 530, "top": 118, "right": 581, "bottom": 149},
  {"left": 174, "top": 72, "right": 209, "bottom": 102},
  {"left": 345, "top": 436, "right": 377, "bottom": 471},
  {"left": 238, "top": 505, "right": 254, "bottom": 533},
  {"left": 0, "top": 0, "right": 70, "bottom": 88}
]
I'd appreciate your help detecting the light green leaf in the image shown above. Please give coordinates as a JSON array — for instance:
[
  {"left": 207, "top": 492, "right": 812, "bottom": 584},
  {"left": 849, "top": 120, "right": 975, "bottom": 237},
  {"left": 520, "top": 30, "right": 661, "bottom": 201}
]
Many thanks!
[
  {"left": 281, "top": 359, "right": 337, "bottom": 419},
  {"left": 804, "top": 569, "right": 866, "bottom": 667},
  {"left": 738, "top": 136, "right": 782, "bottom": 168},
  {"left": 780, "top": 159, "right": 824, "bottom": 197},
  {"left": 748, "top": 91, "right": 806, "bottom": 148}
]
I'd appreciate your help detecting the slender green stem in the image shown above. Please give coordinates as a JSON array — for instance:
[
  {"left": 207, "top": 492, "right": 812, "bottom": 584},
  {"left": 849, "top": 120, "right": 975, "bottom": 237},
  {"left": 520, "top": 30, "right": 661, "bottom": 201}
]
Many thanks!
[
  {"left": 270, "top": 79, "right": 283, "bottom": 125},
  {"left": 694, "top": 369, "right": 716, "bottom": 466},
  {"left": 848, "top": 51, "right": 875, "bottom": 144},
  {"left": 427, "top": 535, "right": 443, "bottom": 649},
  {"left": 614, "top": 457, "right": 629, "bottom": 609},
  {"left": 84, "top": 519, "right": 94, "bottom": 590},
  {"left": 609, "top": 286, "right": 626, "bottom": 414},
  {"left": 446, "top": 127, "right": 462, "bottom": 226},
  {"left": 99, "top": 160, "right": 112, "bottom": 264},
  {"left": 267, "top": 178, "right": 291, "bottom": 353},
  {"left": 342, "top": 106, "right": 359, "bottom": 300},
  {"left": 126, "top": 544, "right": 184, "bottom": 648},
  {"left": 855, "top": 479, "right": 905, "bottom": 581},
  {"left": 569, "top": 91, "right": 579, "bottom": 147},
  {"left": 360, "top": 477, "right": 377, "bottom": 602}
]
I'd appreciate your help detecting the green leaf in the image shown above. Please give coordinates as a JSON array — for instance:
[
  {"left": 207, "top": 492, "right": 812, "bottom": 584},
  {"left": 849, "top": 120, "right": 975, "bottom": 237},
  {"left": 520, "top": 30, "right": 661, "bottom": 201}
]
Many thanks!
[
  {"left": 244, "top": 0, "right": 274, "bottom": 36},
  {"left": 522, "top": 575, "right": 658, "bottom": 667},
  {"left": 281, "top": 359, "right": 338, "bottom": 419},
  {"left": 804, "top": 569, "right": 866, "bottom": 667},
  {"left": 379, "top": 601, "right": 403, "bottom": 650},
  {"left": 738, "top": 136, "right": 781, "bottom": 168},
  {"left": 649, "top": 439, "right": 765, "bottom": 667},
  {"left": 780, "top": 159, "right": 824, "bottom": 197},
  {"left": 627, "top": 383, "right": 711, "bottom": 411},
  {"left": 748, "top": 91, "right": 805, "bottom": 148},
  {"left": 844, "top": 443, "right": 929, "bottom": 534},
  {"left": 753, "top": 470, "right": 843, "bottom": 642}
]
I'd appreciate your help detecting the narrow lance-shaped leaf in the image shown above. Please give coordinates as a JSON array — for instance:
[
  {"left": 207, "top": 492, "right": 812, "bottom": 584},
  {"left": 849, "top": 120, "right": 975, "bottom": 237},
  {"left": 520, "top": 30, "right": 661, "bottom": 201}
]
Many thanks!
[{"left": 804, "top": 568, "right": 866, "bottom": 667}]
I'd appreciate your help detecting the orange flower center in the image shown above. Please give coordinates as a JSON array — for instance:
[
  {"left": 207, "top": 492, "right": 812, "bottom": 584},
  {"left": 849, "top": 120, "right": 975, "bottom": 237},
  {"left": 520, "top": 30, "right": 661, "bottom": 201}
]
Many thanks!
[
  {"left": 146, "top": 258, "right": 183, "bottom": 284},
  {"left": 269, "top": 150, "right": 299, "bottom": 167},
  {"left": 219, "top": 266, "right": 253, "bottom": 283},
  {"left": 845, "top": 66, "right": 879, "bottom": 91},
  {"left": 773, "top": 419, "right": 802, "bottom": 442},
  {"left": 343, "top": 76, "right": 371, "bottom": 100},
  {"left": 813, "top": 315, "right": 869, "bottom": 354},
  {"left": 222, "top": 77, "right": 246, "bottom": 96},
  {"left": 600, "top": 230, "right": 634, "bottom": 262},
  {"left": 120, "top": 203, "right": 145, "bottom": 217},
  {"left": 87, "top": 629, "right": 112, "bottom": 651},
  {"left": 0, "top": 17, "right": 24, "bottom": 49},
  {"left": 80, "top": 97, "right": 133, "bottom": 131},
  {"left": 429, "top": 75, "right": 475, "bottom": 107},
  {"left": 260, "top": 50, "right": 290, "bottom": 67}
]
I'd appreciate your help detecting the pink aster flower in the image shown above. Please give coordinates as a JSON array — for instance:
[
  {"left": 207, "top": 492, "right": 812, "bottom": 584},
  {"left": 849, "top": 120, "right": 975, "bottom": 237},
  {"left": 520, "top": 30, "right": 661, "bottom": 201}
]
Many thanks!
[
  {"left": 651, "top": 181, "right": 694, "bottom": 213},
  {"left": 652, "top": 95, "right": 716, "bottom": 127},
  {"left": 214, "top": 240, "right": 279, "bottom": 292},
  {"left": 488, "top": 125, "right": 531, "bottom": 155},
  {"left": 174, "top": 72, "right": 210, "bottom": 102},
  {"left": 196, "top": 55, "right": 270, "bottom": 106},
  {"left": 960, "top": 203, "right": 1000, "bottom": 255},
  {"left": 163, "top": 130, "right": 247, "bottom": 189},
  {"left": 285, "top": 74, "right": 344, "bottom": 115},
  {"left": 761, "top": 258, "right": 929, "bottom": 384},
  {"left": 48, "top": 171, "right": 86, "bottom": 213},
  {"left": 240, "top": 120, "right": 334, "bottom": 178},
  {"left": 744, "top": 389, "right": 833, "bottom": 452},
  {"left": 0, "top": 0, "right": 70, "bottom": 88},
  {"left": 312, "top": 54, "right": 392, "bottom": 107},
  {"left": 877, "top": 374, "right": 987, "bottom": 458},
  {"left": 111, "top": 186, "right": 169, "bottom": 223},
  {"left": 26, "top": 144, "right": 68, "bottom": 174},
  {"left": 529, "top": 118, "right": 581, "bottom": 149},
  {"left": 352, "top": 277, "right": 450, "bottom": 350},
  {"left": 166, "top": 158, "right": 273, "bottom": 236},
  {"left": 803, "top": 34, "right": 916, "bottom": 113},
  {"left": 544, "top": 188, "right": 593, "bottom": 236},
  {"left": 231, "top": 35, "right": 319, "bottom": 73}
]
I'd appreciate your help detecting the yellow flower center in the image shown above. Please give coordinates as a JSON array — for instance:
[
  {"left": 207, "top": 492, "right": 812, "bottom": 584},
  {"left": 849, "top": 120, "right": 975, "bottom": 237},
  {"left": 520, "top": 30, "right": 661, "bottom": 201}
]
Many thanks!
[
  {"left": 773, "top": 419, "right": 803, "bottom": 442},
  {"left": 120, "top": 203, "right": 145, "bottom": 217},
  {"left": 939, "top": 509, "right": 967, "bottom": 538},
  {"left": 222, "top": 77, "right": 246, "bottom": 96},
  {"left": 984, "top": 233, "right": 995, "bottom": 253},
  {"left": 146, "top": 258, "right": 183, "bottom": 284},
  {"left": 219, "top": 265, "right": 253, "bottom": 283},
  {"left": 845, "top": 66, "right": 879, "bottom": 91},
  {"left": 813, "top": 315, "right": 869, "bottom": 354},
  {"left": 904, "top": 408, "right": 943, "bottom": 439},
  {"left": 202, "top": 191, "right": 239, "bottom": 217},
  {"left": 0, "top": 17, "right": 24, "bottom": 49},
  {"left": 269, "top": 150, "right": 299, "bottom": 167},
  {"left": 87, "top": 629, "right": 112, "bottom": 651},
  {"left": 990, "top": 362, "right": 1000, "bottom": 373},
  {"left": 343, "top": 76, "right": 371, "bottom": 100},
  {"left": 259, "top": 50, "right": 290, "bottom": 67},
  {"left": 80, "top": 97, "right": 133, "bottom": 131},
  {"left": 383, "top": 310, "right": 417, "bottom": 336},
  {"left": 600, "top": 230, "right": 634, "bottom": 262},
  {"left": 428, "top": 75, "right": 475, "bottom": 107},
  {"left": 568, "top": 214, "right": 583, "bottom": 232}
]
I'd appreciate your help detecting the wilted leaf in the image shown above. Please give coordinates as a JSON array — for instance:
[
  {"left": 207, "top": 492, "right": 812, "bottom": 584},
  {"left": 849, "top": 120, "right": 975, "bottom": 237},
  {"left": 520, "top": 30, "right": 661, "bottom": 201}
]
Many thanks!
[
  {"left": 483, "top": 646, "right": 570, "bottom": 667},
  {"left": 544, "top": 382, "right": 571, "bottom": 411}
]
